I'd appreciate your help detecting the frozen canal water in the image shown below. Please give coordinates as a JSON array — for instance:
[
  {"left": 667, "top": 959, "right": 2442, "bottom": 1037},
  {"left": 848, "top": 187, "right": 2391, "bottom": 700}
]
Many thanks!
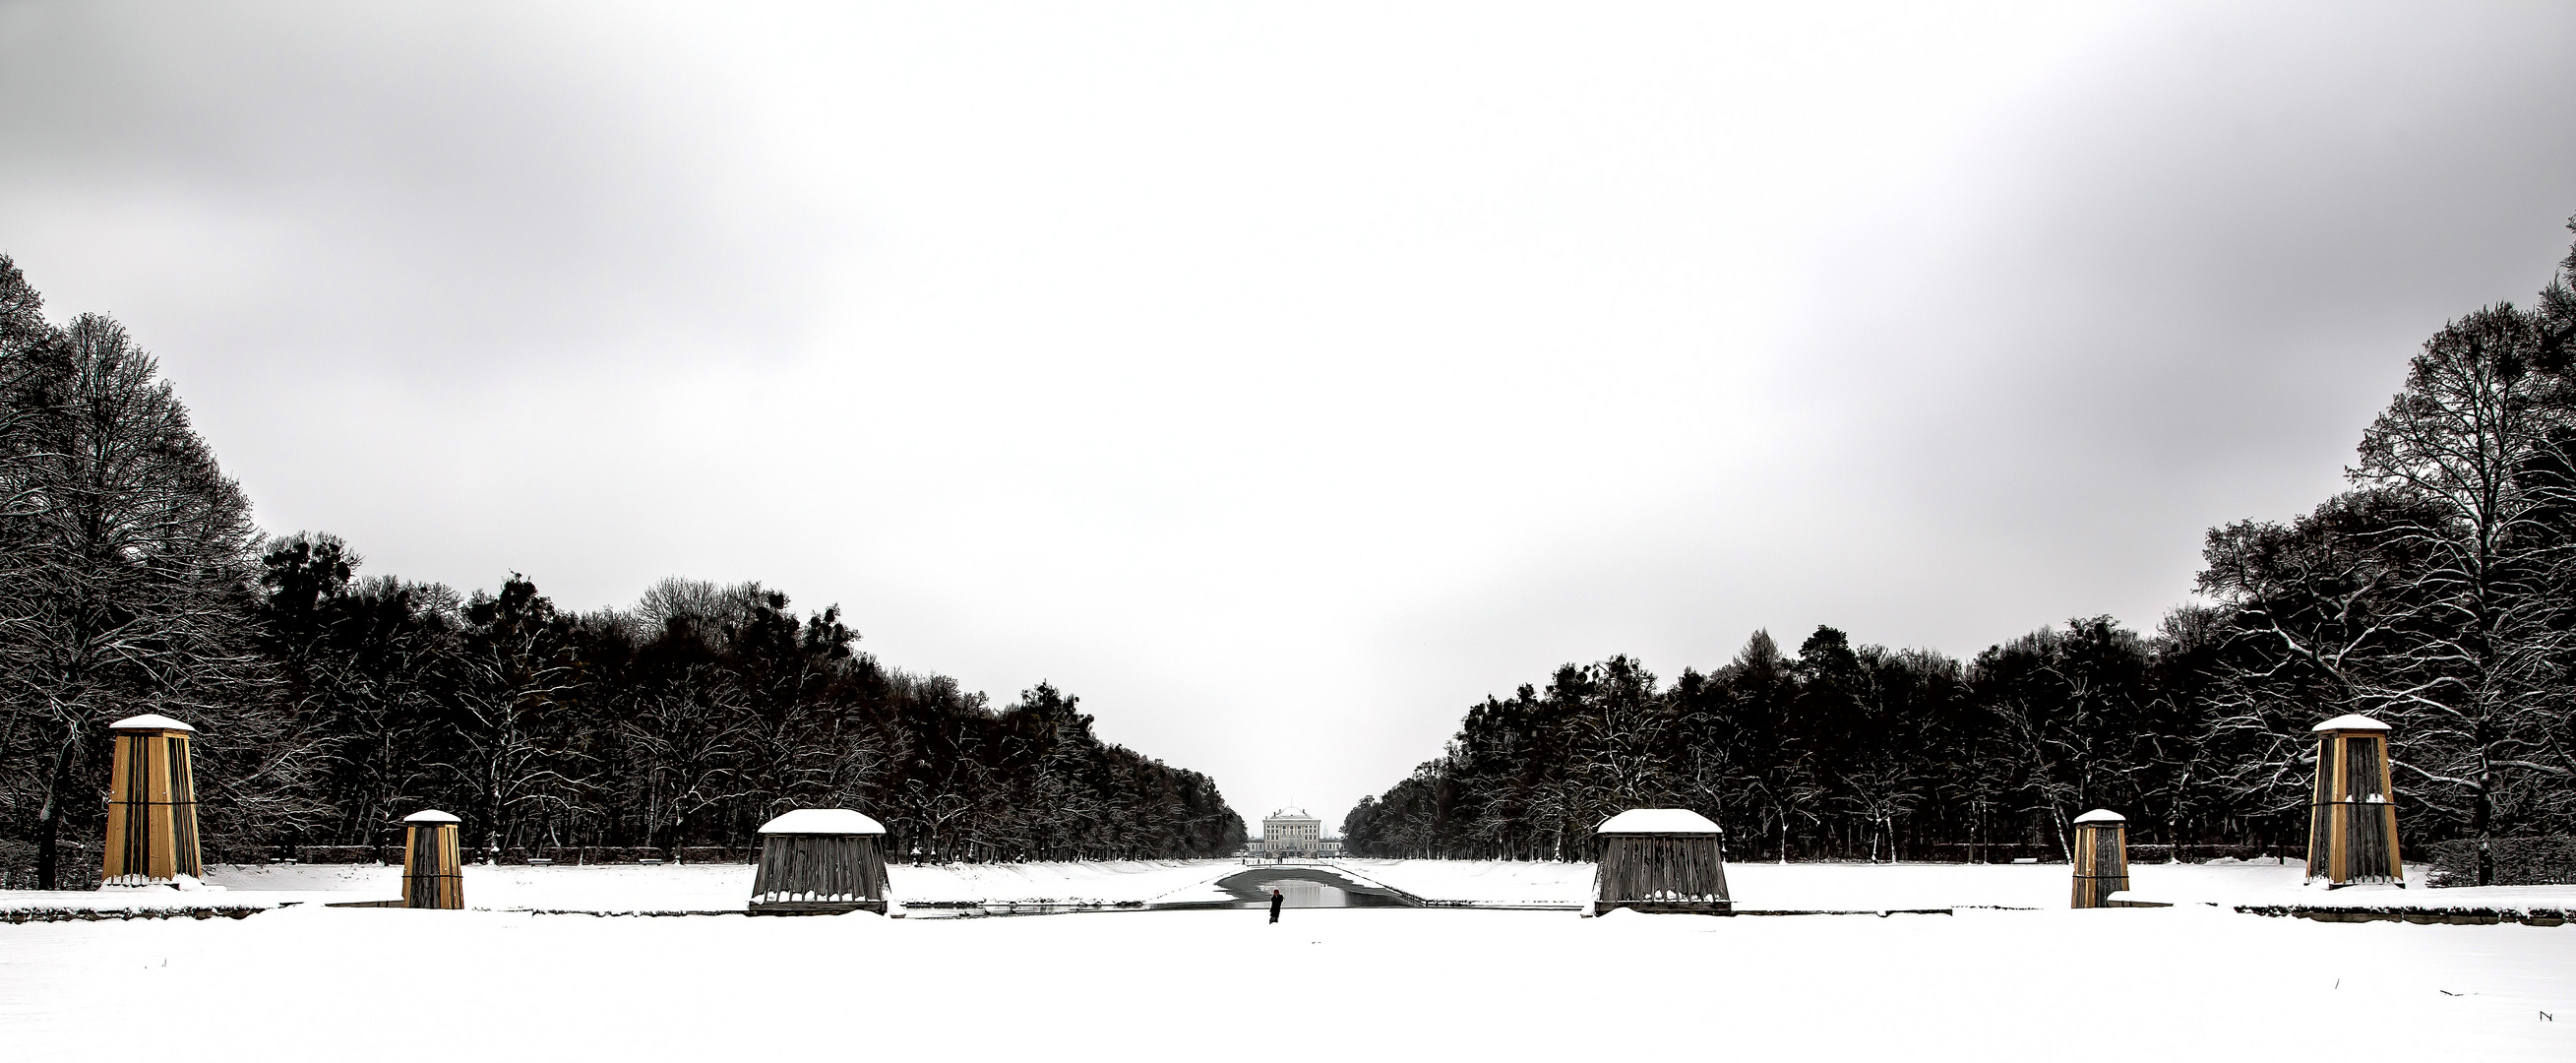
[{"left": 1213, "top": 865, "right": 1409, "bottom": 907}]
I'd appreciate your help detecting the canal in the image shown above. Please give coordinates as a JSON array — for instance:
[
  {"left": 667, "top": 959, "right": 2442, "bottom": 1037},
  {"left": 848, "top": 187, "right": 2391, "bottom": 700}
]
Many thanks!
[{"left": 1211, "top": 865, "right": 1410, "bottom": 908}]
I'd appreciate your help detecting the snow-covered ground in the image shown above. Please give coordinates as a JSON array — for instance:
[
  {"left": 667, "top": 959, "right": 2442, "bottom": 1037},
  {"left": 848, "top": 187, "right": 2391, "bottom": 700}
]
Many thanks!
[
  {"left": 1336, "top": 857, "right": 2576, "bottom": 912},
  {"left": 3, "top": 901, "right": 2567, "bottom": 1061},
  {"left": 179, "top": 858, "right": 1240, "bottom": 910},
  {"left": 11, "top": 857, "right": 2573, "bottom": 915},
  {"left": 3, "top": 860, "right": 1245, "bottom": 916},
  {"left": 1339, "top": 856, "right": 2316, "bottom": 907}
]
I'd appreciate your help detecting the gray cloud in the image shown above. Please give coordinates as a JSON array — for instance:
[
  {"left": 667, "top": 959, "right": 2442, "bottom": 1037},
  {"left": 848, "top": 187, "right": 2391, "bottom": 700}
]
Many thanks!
[{"left": 3, "top": 0, "right": 2571, "bottom": 827}]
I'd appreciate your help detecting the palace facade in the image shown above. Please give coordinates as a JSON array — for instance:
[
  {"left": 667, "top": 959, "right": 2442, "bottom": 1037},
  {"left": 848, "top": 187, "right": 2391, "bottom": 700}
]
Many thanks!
[{"left": 1245, "top": 807, "right": 1341, "bottom": 857}]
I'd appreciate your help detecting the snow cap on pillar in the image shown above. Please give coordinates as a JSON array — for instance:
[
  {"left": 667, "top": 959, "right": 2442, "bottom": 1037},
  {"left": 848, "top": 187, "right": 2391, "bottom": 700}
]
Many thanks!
[
  {"left": 1595, "top": 808, "right": 1722, "bottom": 835},
  {"left": 2311, "top": 714, "right": 2390, "bottom": 732},
  {"left": 402, "top": 809, "right": 460, "bottom": 825},
  {"left": 2073, "top": 808, "right": 2125, "bottom": 825},
  {"left": 758, "top": 808, "right": 887, "bottom": 836},
  {"left": 109, "top": 714, "right": 195, "bottom": 732}
]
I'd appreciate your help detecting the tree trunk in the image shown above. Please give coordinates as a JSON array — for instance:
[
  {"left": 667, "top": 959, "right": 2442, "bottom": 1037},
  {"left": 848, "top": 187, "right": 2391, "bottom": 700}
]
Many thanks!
[
  {"left": 34, "top": 719, "right": 82, "bottom": 890},
  {"left": 2473, "top": 742, "right": 2495, "bottom": 887}
]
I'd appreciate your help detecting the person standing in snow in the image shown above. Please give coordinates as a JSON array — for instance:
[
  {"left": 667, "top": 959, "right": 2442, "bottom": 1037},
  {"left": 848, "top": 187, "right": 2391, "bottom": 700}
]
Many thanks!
[{"left": 1268, "top": 888, "right": 1284, "bottom": 923}]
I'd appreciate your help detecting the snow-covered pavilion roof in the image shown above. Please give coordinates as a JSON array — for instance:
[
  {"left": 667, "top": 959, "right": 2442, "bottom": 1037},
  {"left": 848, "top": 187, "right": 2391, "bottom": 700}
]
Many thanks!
[
  {"left": 759, "top": 808, "right": 887, "bottom": 836},
  {"left": 2311, "top": 714, "right": 2390, "bottom": 733},
  {"left": 1266, "top": 807, "right": 1316, "bottom": 821},
  {"left": 2073, "top": 808, "right": 2125, "bottom": 825},
  {"left": 109, "top": 714, "right": 195, "bottom": 732},
  {"left": 1596, "top": 808, "right": 1722, "bottom": 835},
  {"left": 402, "top": 809, "right": 460, "bottom": 825}
]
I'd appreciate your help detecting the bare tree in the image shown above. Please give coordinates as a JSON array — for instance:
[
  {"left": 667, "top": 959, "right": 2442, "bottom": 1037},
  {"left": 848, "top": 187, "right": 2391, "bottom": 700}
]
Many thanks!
[
  {"left": 0, "top": 314, "right": 305, "bottom": 885},
  {"left": 1837, "top": 755, "right": 1923, "bottom": 862},
  {"left": 2346, "top": 304, "right": 2576, "bottom": 881},
  {"left": 1566, "top": 657, "right": 1674, "bottom": 813},
  {"left": 622, "top": 663, "right": 756, "bottom": 852}
]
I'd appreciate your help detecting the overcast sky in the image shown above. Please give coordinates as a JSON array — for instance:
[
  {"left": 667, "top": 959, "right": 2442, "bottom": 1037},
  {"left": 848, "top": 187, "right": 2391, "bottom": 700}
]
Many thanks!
[{"left": 4, "top": 1, "right": 2572, "bottom": 832}]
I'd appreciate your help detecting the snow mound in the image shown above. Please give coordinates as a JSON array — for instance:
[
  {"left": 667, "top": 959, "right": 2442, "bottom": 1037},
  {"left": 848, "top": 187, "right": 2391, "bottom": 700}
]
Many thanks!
[
  {"left": 758, "top": 808, "right": 887, "bottom": 835},
  {"left": 1595, "top": 808, "right": 1721, "bottom": 835},
  {"left": 2311, "top": 714, "right": 2389, "bottom": 732},
  {"left": 108, "top": 713, "right": 195, "bottom": 732}
]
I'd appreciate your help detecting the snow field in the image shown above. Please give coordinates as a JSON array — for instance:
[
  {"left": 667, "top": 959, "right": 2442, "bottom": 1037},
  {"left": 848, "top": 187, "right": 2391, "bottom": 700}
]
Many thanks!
[
  {"left": 13, "top": 858, "right": 2571, "bottom": 916},
  {"left": 2, "top": 902, "right": 2567, "bottom": 1061},
  {"left": 1340, "top": 856, "right": 2222, "bottom": 908},
  {"left": 162, "top": 858, "right": 1244, "bottom": 911},
  {"left": 1336, "top": 857, "right": 2576, "bottom": 912}
]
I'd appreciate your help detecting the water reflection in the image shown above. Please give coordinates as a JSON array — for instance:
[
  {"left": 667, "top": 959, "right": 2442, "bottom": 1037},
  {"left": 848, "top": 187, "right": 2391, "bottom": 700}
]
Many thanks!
[{"left": 1217, "top": 869, "right": 1407, "bottom": 908}]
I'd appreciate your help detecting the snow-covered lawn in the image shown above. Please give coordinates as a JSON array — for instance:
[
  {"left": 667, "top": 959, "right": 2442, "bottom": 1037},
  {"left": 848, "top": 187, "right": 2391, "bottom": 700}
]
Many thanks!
[
  {"left": 12, "top": 858, "right": 2572, "bottom": 916},
  {"left": 1339, "top": 856, "right": 2316, "bottom": 907},
  {"left": 3, "top": 902, "right": 2567, "bottom": 1061},
  {"left": 9, "top": 859, "right": 2570, "bottom": 919},
  {"left": 2, "top": 860, "right": 1247, "bottom": 917},
  {"left": 183, "top": 858, "right": 1239, "bottom": 910},
  {"left": 1336, "top": 857, "right": 2576, "bottom": 912}
]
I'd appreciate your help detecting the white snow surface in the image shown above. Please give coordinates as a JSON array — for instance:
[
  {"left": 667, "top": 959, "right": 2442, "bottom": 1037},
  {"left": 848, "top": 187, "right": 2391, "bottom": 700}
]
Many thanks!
[
  {"left": 13, "top": 858, "right": 2574, "bottom": 916},
  {"left": 3, "top": 901, "right": 2569, "bottom": 1061},
  {"left": 756, "top": 807, "right": 885, "bottom": 836},
  {"left": 399, "top": 809, "right": 460, "bottom": 824},
  {"left": 1335, "top": 857, "right": 2576, "bottom": 911},
  {"left": 106, "top": 713, "right": 194, "bottom": 731},
  {"left": 1594, "top": 808, "right": 1722, "bottom": 835},
  {"left": 9, "top": 859, "right": 2573, "bottom": 1060},
  {"left": 2072, "top": 808, "right": 2125, "bottom": 824},
  {"left": 0, "top": 885, "right": 270, "bottom": 914},
  {"left": 2313, "top": 713, "right": 2392, "bottom": 731},
  {"left": 146, "top": 858, "right": 1240, "bottom": 911}
]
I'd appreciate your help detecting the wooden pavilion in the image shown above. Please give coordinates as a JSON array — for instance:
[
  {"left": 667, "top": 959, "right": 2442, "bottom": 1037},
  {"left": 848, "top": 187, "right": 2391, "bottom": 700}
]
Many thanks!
[
  {"left": 401, "top": 810, "right": 464, "bottom": 909},
  {"left": 2069, "top": 808, "right": 2129, "bottom": 908},
  {"left": 2307, "top": 714, "right": 2404, "bottom": 887},
  {"left": 100, "top": 714, "right": 202, "bottom": 886},
  {"left": 1591, "top": 808, "right": 1731, "bottom": 915},
  {"left": 748, "top": 808, "right": 891, "bottom": 915}
]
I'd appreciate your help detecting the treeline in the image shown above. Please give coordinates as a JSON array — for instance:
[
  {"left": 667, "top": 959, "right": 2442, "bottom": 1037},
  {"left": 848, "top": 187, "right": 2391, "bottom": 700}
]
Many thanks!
[
  {"left": 0, "top": 255, "right": 1244, "bottom": 887},
  {"left": 1346, "top": 220, "right": 2576, "bottom": 883}
]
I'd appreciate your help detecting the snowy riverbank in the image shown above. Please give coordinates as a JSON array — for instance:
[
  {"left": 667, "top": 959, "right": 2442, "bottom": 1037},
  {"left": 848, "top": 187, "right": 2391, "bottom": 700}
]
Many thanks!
[{"left": 1, "top": 859, "right": 1246, "bottom": 916}]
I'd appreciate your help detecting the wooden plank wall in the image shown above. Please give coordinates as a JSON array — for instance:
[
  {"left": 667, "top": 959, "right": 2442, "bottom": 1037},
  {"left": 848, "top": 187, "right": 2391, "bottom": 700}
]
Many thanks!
[
  {"left": 2308, "top": 733, "right": 2404, "bottom": 886},
  {"left": 1594, "top": 835, "right": 1731, "bottom": 913},
  {"left": 401, "top": 824, "right": 463, "bottom": 909},
  {"left": 2070, "top": 824, "right": 2128, "bottom": 908},
  {"left": 99, "top": 730, "right": 200, "bottom": 885},
  {"left": 748, "top": 835, "right": 889, "bottom": 914}
]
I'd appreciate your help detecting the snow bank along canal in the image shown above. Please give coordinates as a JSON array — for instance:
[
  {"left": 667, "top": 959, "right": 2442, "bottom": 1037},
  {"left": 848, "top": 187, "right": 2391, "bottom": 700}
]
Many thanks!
[{"left": 12, "top": 858, "right": 2576, "bottom": 923}]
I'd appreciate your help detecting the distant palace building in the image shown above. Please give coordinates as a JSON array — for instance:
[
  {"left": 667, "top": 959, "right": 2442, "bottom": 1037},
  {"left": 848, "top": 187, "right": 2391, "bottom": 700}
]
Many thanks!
[{"left": 1247, "top": 807, "right": 1339, "bottom": 858}]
